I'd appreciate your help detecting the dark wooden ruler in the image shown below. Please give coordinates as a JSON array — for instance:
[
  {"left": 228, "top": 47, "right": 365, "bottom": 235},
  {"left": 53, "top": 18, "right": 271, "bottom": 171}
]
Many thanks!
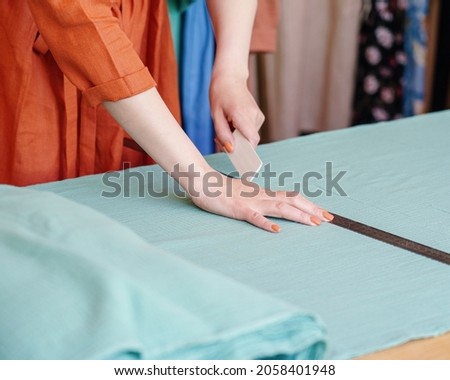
[{"left": 331, "top": 213, "right": 450, "bottom": 266}]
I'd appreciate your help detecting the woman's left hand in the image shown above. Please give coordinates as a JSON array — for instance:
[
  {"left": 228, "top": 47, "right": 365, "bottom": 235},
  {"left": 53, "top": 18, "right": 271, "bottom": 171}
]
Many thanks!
[
  {"left": 209, "top": 70, "right": 264, "bottom": 152},
  {"left": 190, "top": 171, "right": 334, "bottom": 233}
]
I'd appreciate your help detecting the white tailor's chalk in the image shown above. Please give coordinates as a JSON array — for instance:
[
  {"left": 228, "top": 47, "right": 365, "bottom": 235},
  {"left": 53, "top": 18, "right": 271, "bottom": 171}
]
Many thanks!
[{"left": 226, "top": 130, "right": 263, "bottom": 180}]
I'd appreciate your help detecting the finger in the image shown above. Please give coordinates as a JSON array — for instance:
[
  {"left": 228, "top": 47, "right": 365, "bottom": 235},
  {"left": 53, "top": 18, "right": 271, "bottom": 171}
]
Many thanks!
[
  {"left": 231, "top": 112, "right": 261, "bottom": 148},
  {"left": 262, "top": 200, "right": 322, "bottom": 226},
  {"left": 242, "top": 208, "right": 281, "bottom": 233},
  {"left": 284, "top": 192, "right": 334, "bottom": 223},
  {"left": 213, "top": 112, "right": 234, "bottom": 153},
  {"left": 252, "top": 102, "right": 265, "bottom": 132},
  {"left": 214, "top": 137, "right": 225, "bottom": 153}
]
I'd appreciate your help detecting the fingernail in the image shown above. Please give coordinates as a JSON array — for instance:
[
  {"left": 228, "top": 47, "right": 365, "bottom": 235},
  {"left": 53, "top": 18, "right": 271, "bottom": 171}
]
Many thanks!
[
  {"left": 311, "top": 216, "right": 321, "bottom": 226},
  {"left": 214, "top": 137, "right": 220, "bottom": 145},
  {"left": 224, "top": 141, "right": 233, "bottom": 153},
  {"left": 271, "top": 224, "right": 281, "bottom": 232},
  {"left": 322, "top": 211, "right": 334, "bottom": 221}
]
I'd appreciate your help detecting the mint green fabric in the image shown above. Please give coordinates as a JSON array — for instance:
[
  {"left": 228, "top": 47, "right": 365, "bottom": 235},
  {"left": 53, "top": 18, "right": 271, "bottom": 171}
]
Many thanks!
[
  {"left": 33, "top": 110, "right": 450, "bottom": 358},
  {"left": 0, "top": 186, "right": 326, "bottom": 359}
]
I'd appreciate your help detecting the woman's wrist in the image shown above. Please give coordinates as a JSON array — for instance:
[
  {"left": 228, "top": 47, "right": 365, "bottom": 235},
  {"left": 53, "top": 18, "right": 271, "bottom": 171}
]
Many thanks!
[
  {"left": 171, "top": 163, "right": 221, "bottom": 199},
  {"left": 211, "top": 60, "right": 249, "bottom": 83}
]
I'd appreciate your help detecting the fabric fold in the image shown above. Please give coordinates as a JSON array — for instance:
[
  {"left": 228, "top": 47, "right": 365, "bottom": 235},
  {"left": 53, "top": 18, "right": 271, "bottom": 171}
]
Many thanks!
[{"left": 0, "top": 186, "right": 326, "bottom": 360}]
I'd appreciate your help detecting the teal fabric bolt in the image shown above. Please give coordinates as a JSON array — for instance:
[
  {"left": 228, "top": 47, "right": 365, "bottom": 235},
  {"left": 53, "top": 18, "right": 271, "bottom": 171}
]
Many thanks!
[
  {"left": 33, "top": 111, "right": 450, "bottom": 359},
  {"left": 0, "top": 186, "right": 326, "bottom": 360}
]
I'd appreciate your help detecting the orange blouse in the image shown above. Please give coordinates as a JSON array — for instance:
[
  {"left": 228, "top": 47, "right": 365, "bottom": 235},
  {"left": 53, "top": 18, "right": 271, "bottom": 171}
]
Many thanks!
[{"left": 0, "top": 0, "right": 180, "bottom": 186}]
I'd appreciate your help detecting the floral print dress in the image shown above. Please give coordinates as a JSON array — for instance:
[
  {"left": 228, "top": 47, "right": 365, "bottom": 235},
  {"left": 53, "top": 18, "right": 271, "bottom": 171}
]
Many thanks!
[{"left": 352, "top": 0, "right": 407, "bottom": 124}]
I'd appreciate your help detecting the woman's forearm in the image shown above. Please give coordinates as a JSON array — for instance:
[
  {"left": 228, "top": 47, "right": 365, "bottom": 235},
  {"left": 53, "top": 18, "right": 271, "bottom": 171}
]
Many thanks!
[
  {"left": 206, "top": 0, "right": 257, "bottom": 79},
  {"left": 103, "top": 88, "right": 212, "bottom": 192}
]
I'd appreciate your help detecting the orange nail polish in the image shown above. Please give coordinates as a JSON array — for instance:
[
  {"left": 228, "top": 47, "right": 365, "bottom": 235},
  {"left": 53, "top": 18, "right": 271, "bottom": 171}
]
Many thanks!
[
  {"left": 323, "top": 211, "right": 334, "bottom": 221},
  {"left": 271, "top": 224, "right": 281, "bottom": 232},
  {"left": 311, "top": 216, "right": 321, "bottom": 226},
  {"left": 224, "top": 142, "right": 233, "bottom": 153}
]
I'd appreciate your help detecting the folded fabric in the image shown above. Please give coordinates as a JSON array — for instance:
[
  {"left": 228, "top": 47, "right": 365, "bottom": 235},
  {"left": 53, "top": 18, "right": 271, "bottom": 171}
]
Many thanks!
[{"left": 0, "top": 186, "right": 326, "bottom": 359}]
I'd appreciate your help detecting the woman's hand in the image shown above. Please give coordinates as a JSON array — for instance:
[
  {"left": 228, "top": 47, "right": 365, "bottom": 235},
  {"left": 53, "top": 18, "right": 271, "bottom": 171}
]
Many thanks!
[
  {"left": 190, "top": 171, "right": 334, "bottom": 232},
  {"left": 210, "top": 70, "right": 264, "bottom": 152}
]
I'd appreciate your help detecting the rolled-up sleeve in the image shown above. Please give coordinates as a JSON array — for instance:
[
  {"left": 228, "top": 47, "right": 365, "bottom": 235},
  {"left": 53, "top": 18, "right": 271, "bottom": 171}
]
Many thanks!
[{"left": 27, "top": 0, "right": 157, "bottom": 106}]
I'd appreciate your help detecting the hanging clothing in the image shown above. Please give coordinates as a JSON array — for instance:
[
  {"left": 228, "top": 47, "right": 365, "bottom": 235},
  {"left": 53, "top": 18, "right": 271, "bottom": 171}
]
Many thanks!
[
  {"left": 167, "top": 0, "right": 195, "bottom": 64},
  {"left": 0, "top": 0, "right": 180, "bottom": 186},
  {"left": 248, "top": 0, "right": 280, "bottom": 102},
  {"left": 179, "top": 0, "right": 215, "bottom": 155},
  {"left": 250, "top": 0, "right": 280, "bottom": 53},
  {"left": 249, "top": 0, "right": 361, "bottom": 142},
  {"left": 403, "top": 0, "right": 429, "bottom": 117},
  {"left": 352, "top": 0, "right": 407, "bottom": 125}
]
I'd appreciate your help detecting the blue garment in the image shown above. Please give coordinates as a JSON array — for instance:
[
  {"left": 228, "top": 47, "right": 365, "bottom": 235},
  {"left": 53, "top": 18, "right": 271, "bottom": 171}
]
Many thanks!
[
  {"left": 403, "top": 0, "right": 429, "bottom": 116},
  {"left": 180, "top": 0, "right": 215, "bottom": 155}
]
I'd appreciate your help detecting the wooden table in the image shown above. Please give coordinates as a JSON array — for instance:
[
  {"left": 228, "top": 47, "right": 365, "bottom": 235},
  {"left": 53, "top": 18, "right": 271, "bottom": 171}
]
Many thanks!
[{"left": 360, "top": 332, "right": 450, "bottom": 359}]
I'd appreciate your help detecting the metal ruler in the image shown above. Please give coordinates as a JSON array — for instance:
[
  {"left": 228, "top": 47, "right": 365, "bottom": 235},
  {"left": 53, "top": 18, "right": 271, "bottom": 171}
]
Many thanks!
[{"left": 331, "top": 213, "right": 450, "bottom": 266}]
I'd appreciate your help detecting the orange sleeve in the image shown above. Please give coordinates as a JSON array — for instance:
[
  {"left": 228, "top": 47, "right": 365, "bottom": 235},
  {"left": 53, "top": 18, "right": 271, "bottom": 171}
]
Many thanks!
[{"left": 27, "top": 0, "right": 156, "bottom": 107}]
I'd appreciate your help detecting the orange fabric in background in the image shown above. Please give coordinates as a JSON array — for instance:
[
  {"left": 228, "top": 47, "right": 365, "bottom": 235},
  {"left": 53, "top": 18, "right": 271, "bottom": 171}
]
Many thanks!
[
  {"left": 250, "top": 0, "right": 280, "bottom": 53},
  {"left": 0, "top": 0, "right": 180, "bottom": 186}
]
